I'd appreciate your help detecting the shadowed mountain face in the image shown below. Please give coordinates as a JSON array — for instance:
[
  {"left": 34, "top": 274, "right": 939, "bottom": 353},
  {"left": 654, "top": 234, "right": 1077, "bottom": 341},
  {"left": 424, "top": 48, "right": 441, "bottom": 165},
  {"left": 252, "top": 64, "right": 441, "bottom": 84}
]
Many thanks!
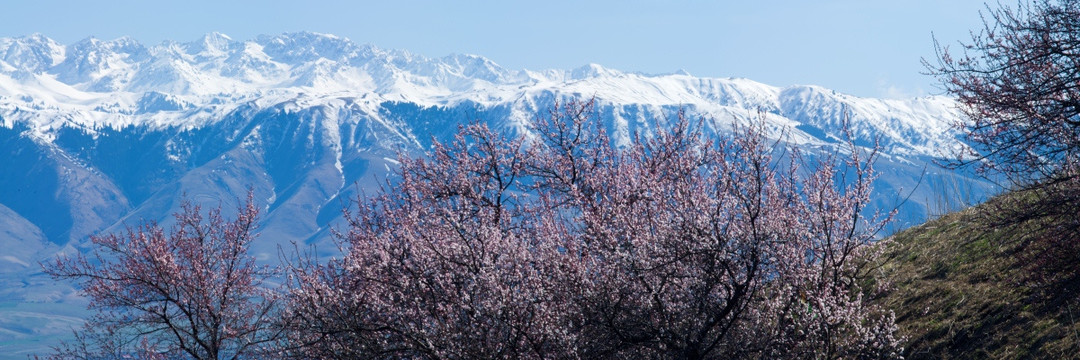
[{"left": 0, "top": 32, "right": 996, "bottom": 358}]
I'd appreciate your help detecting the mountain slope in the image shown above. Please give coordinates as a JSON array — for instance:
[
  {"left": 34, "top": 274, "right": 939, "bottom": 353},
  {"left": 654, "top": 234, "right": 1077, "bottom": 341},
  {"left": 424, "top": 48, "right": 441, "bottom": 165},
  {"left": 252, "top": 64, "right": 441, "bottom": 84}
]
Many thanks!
[
  {"left": 0, "top": 32, "right": 996, "bottom": 248},
  {"left": 872, "top": 191, "right": 1080, "bottom": 359}
]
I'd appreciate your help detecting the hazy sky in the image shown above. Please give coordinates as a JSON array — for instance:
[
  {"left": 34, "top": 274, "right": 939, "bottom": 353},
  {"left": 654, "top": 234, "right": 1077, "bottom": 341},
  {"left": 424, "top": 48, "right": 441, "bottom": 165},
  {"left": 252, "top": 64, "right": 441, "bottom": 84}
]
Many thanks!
[{"left": 0, "top": 0, "right": 990, "bottom": 99}]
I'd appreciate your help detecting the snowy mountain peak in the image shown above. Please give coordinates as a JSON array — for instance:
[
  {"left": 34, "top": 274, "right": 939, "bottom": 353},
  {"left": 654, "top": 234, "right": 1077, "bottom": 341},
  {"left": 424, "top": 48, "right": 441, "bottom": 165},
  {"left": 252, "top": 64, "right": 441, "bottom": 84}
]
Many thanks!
[
  {"left": 52, "top": 36, "right": 150, "bottom": 90},
  {"left": 69, "top": 35, "right": 146, "bottom": 55},
  {"left": 570, "top": 63, "right": 622, "bottom": 79},
  {"left": 439, "top": 53, "right": 514, "bottom": 83},
  {"left": 0, "top": 32, "right": 966, "bottom": 160},
  {"left": 186, "top": 32, "right": 234, "bottom": 58},
  {"left": 0, "top": 34, "right": 65, "bottom": 73},
  {"left": 255, "top": 31, "right": 361, "bottom": 64}
]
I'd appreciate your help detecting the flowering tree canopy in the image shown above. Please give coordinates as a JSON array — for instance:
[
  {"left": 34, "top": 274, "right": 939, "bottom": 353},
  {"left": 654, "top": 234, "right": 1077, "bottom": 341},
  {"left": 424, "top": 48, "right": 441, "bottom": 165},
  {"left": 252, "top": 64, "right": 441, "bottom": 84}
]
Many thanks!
[
  {"left": 928, "top": 0, "right": 1080, "bottom": 183},
  {"left": 284, "top": 100, "right": 902, "bottom": 359},
  {"left": 43, "top": 195, "right": 281, "bottom": 360},
  {"left": 929, "top": 0, "right": 1080, "bottom": 304}
]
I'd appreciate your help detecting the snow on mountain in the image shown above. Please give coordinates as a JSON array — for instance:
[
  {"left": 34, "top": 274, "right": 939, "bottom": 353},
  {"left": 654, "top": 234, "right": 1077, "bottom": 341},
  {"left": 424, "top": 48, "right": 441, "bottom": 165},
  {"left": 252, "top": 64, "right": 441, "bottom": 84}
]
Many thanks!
[
  {"left": 0, "top": 31, "right": 988, "bottom": 238},
  {"left": 186, "top": 32, "right": 233, "bottom": 60},
  {"left": 52, "top": 36, "right": 149, "bottom": 91},
  {"left": 0, "top": 32, "right": 996, "bottom": 358},
  {"left": 569, "top": 63, "right": 623, "bottom": 79},
  {"left": 0, "top": 31, "right": 966, "bottom": 160},
  {"left": 0, "top": 34, "right": 65, "bottom": 74}
]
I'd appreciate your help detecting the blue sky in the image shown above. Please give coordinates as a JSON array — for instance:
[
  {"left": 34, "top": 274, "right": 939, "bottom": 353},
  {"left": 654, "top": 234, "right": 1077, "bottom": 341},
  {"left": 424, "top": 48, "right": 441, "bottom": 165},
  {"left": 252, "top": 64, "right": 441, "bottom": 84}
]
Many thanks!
[{"left": 0, "top": 0, "right": 989, "bottom": 98}]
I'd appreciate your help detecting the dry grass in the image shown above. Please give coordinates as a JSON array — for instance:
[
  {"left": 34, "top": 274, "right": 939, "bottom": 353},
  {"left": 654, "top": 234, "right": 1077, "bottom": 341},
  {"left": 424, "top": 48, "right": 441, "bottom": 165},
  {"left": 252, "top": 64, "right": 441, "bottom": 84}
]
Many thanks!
[{"left": 872, "top": 194, "right": 1080, "bottom": 359}]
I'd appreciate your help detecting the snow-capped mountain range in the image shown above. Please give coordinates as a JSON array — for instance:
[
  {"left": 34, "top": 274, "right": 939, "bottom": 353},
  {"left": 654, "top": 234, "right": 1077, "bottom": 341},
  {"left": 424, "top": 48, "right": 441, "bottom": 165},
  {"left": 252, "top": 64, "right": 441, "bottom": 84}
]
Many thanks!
[
  {"left": 0, "top": 32, "right": 994, "bottom": 357},
  {"left": 2, "top": 32, "right": 961, "bottom": 153}
]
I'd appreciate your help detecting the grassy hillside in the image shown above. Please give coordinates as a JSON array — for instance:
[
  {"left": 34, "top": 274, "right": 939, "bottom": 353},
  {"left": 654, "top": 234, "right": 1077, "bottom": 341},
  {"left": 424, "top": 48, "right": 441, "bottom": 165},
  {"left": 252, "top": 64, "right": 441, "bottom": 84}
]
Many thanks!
[{"left": 873, "top": 192, "right": 1080, "bottom": 359}]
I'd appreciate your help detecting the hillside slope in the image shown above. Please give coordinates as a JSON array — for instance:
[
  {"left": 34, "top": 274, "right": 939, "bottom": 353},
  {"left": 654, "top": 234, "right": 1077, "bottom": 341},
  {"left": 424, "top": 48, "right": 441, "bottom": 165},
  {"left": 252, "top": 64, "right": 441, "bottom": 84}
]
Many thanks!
[{"left": 873, "top": 191, "right": 1080, "bottom": 359}]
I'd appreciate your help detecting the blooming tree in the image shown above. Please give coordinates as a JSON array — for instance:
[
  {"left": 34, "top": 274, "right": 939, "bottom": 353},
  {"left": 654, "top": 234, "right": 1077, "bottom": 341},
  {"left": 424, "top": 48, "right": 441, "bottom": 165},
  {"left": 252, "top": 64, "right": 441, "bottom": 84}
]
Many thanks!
[
  {"left": 285, "top": 100, "right": 902, "bottom": 359},
  {"left": 928, "top": 0, "right": 1080, "bottom": 182},
  {"left": 42, "top": 195, "right": 282, "bottom": 360},
  {"left": 928, "top": 0, "right": 1080, "bottom": 302},
  {"left": 283, "top": 122, "right": 574, "bottom": 358}
]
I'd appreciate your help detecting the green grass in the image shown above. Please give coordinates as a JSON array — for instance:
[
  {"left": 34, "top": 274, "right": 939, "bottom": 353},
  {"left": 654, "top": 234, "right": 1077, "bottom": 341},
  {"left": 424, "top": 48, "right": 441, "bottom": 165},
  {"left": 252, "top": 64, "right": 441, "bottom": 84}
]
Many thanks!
[{"left": 872, "top": 193, "right": 1080, "bottom": 359}]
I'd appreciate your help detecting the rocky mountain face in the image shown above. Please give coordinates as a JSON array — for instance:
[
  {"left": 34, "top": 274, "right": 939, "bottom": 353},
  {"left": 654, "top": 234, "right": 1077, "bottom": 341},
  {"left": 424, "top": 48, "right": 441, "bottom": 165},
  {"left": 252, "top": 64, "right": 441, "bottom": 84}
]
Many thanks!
[{"left": 0, "top": 32, "right": 995, "bottom": 357}]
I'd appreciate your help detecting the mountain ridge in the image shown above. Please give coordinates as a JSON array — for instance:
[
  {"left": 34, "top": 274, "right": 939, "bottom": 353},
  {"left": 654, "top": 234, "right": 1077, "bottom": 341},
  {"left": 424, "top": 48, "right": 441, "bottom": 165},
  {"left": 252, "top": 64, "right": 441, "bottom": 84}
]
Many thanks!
[
  {"left": 0, "top": 31, "right": 995, "bottom": 257},
  {"left": 0, "top": 32, "right": 958, "bottom": 150}
]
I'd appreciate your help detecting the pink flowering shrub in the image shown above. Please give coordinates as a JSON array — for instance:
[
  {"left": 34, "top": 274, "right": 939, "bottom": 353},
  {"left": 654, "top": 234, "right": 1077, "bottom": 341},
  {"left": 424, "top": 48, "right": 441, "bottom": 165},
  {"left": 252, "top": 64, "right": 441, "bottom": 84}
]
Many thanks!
[
  {"left": 43, "top": 194, "right": 281, "bottom": 360},
  {"left": 284, "top": 100, "right": 903, "bottom": 359}
]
